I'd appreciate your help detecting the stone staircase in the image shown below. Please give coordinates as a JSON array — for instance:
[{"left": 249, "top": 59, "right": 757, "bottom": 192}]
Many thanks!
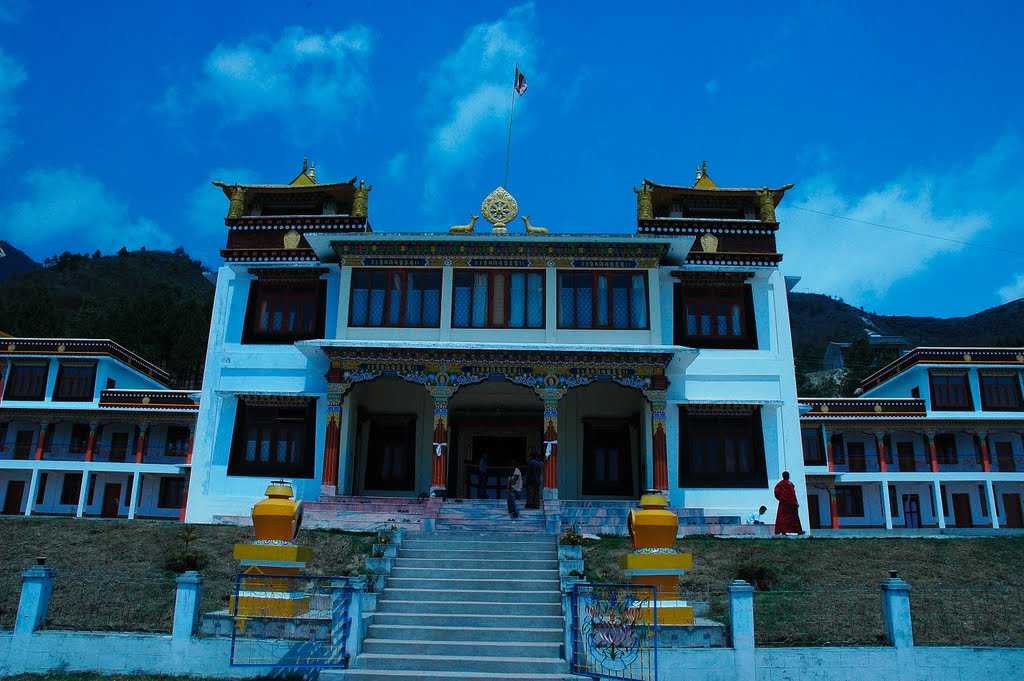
[
  {"left": 301, "top": 496, "right": 434, "bottom": 532},
  {"left": 336, "top": 530, "right": 571, "bottom": 680},
  {"left": 436, "top": 498, "right": 546, "bottom": 533}
]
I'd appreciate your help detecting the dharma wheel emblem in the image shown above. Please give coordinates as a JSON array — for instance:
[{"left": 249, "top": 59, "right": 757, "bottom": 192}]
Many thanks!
[{"left": 481, "top": 186, "right": 519, "bottom": 234}]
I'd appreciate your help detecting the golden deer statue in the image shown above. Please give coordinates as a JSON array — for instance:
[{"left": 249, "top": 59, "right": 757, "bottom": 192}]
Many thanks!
[
  {"left": 522, "top": 215, "right": 548, "bottom": 235},
  {"left": 449, "top": 215, "right": 478, "bottom": 234}
]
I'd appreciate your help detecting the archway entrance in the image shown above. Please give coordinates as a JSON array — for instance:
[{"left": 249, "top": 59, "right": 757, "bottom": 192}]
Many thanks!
[{"left": 446, "top": 380, "right": 542, "bottom": 499}]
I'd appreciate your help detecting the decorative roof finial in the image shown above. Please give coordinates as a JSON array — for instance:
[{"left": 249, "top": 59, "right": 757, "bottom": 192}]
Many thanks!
[
  {"left": 307, "top": 160, "right": 316, "bottom": 183},
  {"left": 696, "top": 160, "right": 708, "bottom": 182},
  {"left": 693, "top": 160, "right": 717, "bottom": 189}
]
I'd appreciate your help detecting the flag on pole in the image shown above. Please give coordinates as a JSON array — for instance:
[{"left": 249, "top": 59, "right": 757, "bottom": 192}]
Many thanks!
[{"left": 514, "top": 67, "right": 528, "bottom": 96}]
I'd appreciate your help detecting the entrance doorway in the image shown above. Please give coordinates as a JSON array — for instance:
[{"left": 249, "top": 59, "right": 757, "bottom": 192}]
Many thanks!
[
  {"left": 3, "top": 480, "right": 25, "bottom": 514},
  {"left": 807, "top": 494, "right": 821, "bottom": 529},
  {"left": 468, "top": 435, "right": 527, "bottom": 499},
  {"left": 582, "top": 419, "right": 635, "bottom": 497},
  {"left": 101, "top": 483, "right": 121, "bottom": 518},
  {"left": 902, "top": 494, "right": 921, "bottom": 528},
  {"left": 1004, "top": 493, "right": 1023, "bottom": 528},
  {"left": 952, "top": 493, "right": 973, "bottom": 528}
]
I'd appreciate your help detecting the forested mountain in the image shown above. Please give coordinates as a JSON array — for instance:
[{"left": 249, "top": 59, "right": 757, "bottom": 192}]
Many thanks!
[
  {"left": 0, "top": 248, "right": 213, "bottom": 388},
  {"left": 0, "top": 240, "right": 41, "bottom": 281}
]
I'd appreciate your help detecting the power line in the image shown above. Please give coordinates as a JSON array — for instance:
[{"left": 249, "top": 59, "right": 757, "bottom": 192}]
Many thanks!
[{"left": 787, "top": 206, "right": 1024, "bottom": 257}]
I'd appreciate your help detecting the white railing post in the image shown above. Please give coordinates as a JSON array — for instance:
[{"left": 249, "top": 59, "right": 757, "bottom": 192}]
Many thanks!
[
  {"left": 881, "top": 571, "right": 913, "bottom": 648},
  {"left": 14, "top": 559, "right": 55, "bottom": 636},
  {"left": 728, "top": 579, "right": 755, "bottom": 681},
  {"left": 172, "top": 571, "right": 203, "bottom": 642}
]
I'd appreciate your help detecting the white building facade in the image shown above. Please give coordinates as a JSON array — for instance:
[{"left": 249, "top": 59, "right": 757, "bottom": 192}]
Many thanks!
[
  {"left": 0, "top": 339, "right": 197, "bottom": 520},
  {"left": 802, "top": 348, "right": 1024, "bottom": 531},
  {"left": 186, "top": 164, "right": 808, "bottom": 532}
]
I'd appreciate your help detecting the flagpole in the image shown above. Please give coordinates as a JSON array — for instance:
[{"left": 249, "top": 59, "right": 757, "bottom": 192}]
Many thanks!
[{"left": 503, "top": 64, "right": 517, "bottom": 188}]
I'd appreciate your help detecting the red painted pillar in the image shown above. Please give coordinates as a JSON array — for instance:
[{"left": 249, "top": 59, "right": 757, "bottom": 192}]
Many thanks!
[
  {"left": 184, "top": 426, "right": 195, "bottom": 466},
  {"left": 430, "top": 389, "right": 450, "bottom": 495},
  {"left": 321, "top": 376, "right": 344, "bottom": 496},
  {"left": 927, "top": 433, "right": 939, "bottom": 472},
  {"left": 652, "top": 414, "right": 669, "bottom": 491},
  {"left": 830, "top": 494, "right": 840, "bottom": 529},
  {"left": 876, "top": 433, "right": 888, "bottom": 473},
  {"left": 134, "top": 424, "right": 148, "bottom": 464},
  {"left": 178, "top": 476, "right": 189, "bottom": 523},
  {"left": 84, "top": 422, "right": 98, "bottom": 462},
  {"left": 543, "top": 398, "right": 559, "bottom": 490},
  {"left": 978, "top": 432, "right": 991, "bottom": 472},
  {"left": 825, "top": 427, "right": 836, "bottom": 472},
  {"left": 34, "top": 422, "right": 49, "bottom": 460}
]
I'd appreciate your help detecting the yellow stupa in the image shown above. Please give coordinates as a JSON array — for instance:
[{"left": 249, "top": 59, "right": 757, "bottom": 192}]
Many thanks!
[
  {"left": 230, "top": 481, "right": 313, "bottom": 618},
  {"left": 622, "top": 491, "right": 694, "bottom": 625}
]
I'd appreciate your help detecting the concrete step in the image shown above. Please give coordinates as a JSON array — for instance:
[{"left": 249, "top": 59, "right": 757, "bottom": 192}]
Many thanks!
[
  {"left": 402, "top": 540, "right": 555, "bottom": 552},
  {"left": 399, "top": 548, "right": 556, "bottom": 560},
  {"left": 377, "top": 599, "right": 563, "bottom": 616},
  {"left": 390, "top": 566, "right": 559, "bottom": 579},
  {"left": 355, "top": 652, "right": 568, "bottom": 674},
  {"left": 370, "top": 612, "right": 565, "bottom": 630},
  {"left": 362, "top": 638, "right": 563, "bottom": 658},
  {"left": 367, "top": 623, "right": 564, "bottom": 643},
  {"left": 385, "top": 577, "right": 560, "bottom": 591},
  {"left": 405, "top": 535, "right": 554, "bottom": 547},
  {"left": 394, "top": 557, "right": 559, "bottom": 570},
  {"left": 333, "top": 670, "right": 577, "bottom": 681},
  {"left": 381, "top": 588, "right": 561, "bottom": 604}
]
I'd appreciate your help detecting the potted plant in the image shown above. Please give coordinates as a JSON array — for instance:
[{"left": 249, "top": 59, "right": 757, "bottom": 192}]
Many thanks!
[
  {"left": 366, "top": 545, "right": 393, "bottom": 574},
  {"left": 558, "top": 525, "right": 585, "bottom": 560}
]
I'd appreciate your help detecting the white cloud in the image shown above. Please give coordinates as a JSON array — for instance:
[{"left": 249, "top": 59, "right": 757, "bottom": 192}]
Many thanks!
[
  {"left": 386, "top": 152, "right": 409, "bottom": 181},
  {"left": 704, "top": 79, "right": 719, "bottom": 95},
  {"left": 164, "top": 25, "right": 373, "bottom": 132},
  {"left": 6, "top": 168, "right": 172, "bottom": 259},
  {"left": 998, "top": 273, "right": 1024, "bottom": 303},
  {"left": 777, "top": 136, "right": 1024, "bottom": 304},
  {"left": 0, "top": 48, "right": 26, "bottom": 160},
  {"left": 421, "top": 4, "right": 536, "bottom": 201}
]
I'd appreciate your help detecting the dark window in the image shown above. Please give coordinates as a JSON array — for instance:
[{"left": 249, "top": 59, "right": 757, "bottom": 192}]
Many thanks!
[
  {"left": 69, "top": 424, "right": 91, "bottom": 453},
  {"left": 165, "top": 426, "right": 191, "bottom": 457},
  {"left": 673, "top": 283, "right": 756, "bottom": 349},
  {"left": 109, "top": 432, "right": 129, "bottom": 462},
  {"left": 158, "top": 477, "right": 186, "bottom": 509},
  {"left": 831, "top": 434, "right": 846, "bottom": 464},
  {"left": 124, "top": 476, "right": 132, "bottom": 505},
  {"left": 106, "top": 378, "right": 116, "bottom": 389},
  {"left": 53, "top": 362, "right": 97, "bottom": 401},
  {"left": 3, "top": 361, "right": 49, "bottom": 400},
  {"left": 36, "top": 473, "right": 48, "bottom": 504},
  {"left": 349, "top": 269, "right": 442, "bottom": 328},
  {"left": 452, "top": 270, "right": 544, "bottom": 328},
  {"left": 911, "top": 386, "right": 921, "bottom": 398},
  {"left": 896, "top": 441, "right": 916, "bottom": 471},
  {"left": 678, "top": 406, "right": 767, "bottom": 487},
  {"left": 979, "top": 484, "right": 988, "bottom": 517},
  {"left": 801, "top": 427, "right": 825, "bottom": 465},
  {"left": 87, "top": 475, "right": 96, "bottom": 505},
  {"left": 935, "top": 434, "right": 957, "bottom": 465},
  {"left": 60, "top": 473, "right": 82, "bottom": 505},
  {"left": 929, "top": 371, "right": 973, "bottom": 411},
  {"left": 229, "top": 399, "right": 316, "bottom": 478},
  {"left": 846, "top": 441, "right": 867, "bottom": 472},
  {"left": 14, "top": 430, "right": 34, "bottom": 459},
  {"left": 243, "top": 279, "right": 327, "bottom": 343},
  {"left": 979, "top": 373, "right": 1023, "bottom": 411},
  {"left": 365, "top": 414, "right": 417, "bottom": 492},
  {"left": 558, "top": 271, "right": 649, "bottom": 330},
  {"left": 889, "top": 484, "right": 899, "bottom": 517},
  {"left": 940, "top": 484, "right": 948, "bottom": 515},
  {"left": 995, "top": 441, "right": 1016, "bottom": 472},
  {"left": 835, "top": 486, "right": 864, "bottom": 517},
  {"left": 582, "top": 419, "right": 634, "bottom": 496}
]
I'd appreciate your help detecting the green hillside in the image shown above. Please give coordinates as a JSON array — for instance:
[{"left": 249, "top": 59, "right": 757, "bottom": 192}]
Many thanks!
[{"left": 0, "top": 248, "right": 213, "bottom": 388}]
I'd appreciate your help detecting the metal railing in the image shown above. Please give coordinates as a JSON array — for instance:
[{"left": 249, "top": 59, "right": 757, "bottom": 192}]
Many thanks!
[
  {"left": 570, "top": 583, "right": 658, "bottom": 681},
  {"left": 230, "top": 573, "right": 355, "bottom": 669}
]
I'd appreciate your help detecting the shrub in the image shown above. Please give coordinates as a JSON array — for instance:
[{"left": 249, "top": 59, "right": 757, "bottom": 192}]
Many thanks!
[
  {"left": 164, "top": 525, "right": 209, "bottom": 573},
  {"left": 734, "top": 559, "right": 776, "bottom": 591}
]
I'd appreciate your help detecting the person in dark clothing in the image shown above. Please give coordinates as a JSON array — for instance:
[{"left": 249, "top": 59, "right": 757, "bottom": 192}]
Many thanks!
[
  {"left": 526, "top": 451, "right": 543, "bottom": 509},
  {"left": 507, "top": 461, "right": 523, "bottom": 519},
  {"left": 477, "top": 452, "right": 489, "bottom": 499}
]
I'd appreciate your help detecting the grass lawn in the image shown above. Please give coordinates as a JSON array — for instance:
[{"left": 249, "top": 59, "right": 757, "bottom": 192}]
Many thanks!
[
  {"left": 584, "top": 535, "right": 1024, "bottom": 647},
  {"left": 0, "top": 517, "right": 372, "bottom": 633}
]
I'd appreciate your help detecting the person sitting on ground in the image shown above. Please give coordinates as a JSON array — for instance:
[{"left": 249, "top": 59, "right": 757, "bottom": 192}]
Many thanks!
[{"left": 747, "top": 505, "right": 768, "bottom": 525}]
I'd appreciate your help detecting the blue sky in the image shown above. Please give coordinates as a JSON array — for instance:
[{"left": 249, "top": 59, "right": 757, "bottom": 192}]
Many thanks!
[{"left": 0, "top": 0, "right": 1022, "bottom": 316}]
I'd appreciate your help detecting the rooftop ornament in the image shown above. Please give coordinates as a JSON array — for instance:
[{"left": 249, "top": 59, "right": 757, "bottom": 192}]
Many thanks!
[{"left": 481, "top": 186, "right": 519, "bottom": 234}]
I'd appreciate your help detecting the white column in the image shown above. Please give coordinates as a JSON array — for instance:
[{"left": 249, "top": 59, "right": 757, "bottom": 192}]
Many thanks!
[
  {"left": 881, "top": 481, "right": 893, "bottom": 530},
  {"left": 439, "top": 264, "right": 453, "bottom": 341},
  {"left": 932, "top": 479, "right": 946, "bottom": 529},
  {"left": 127, "top": 471, "right": 142, "bottom": 519},
  {"left": 76, "top": 470, "right": 90, "bottom": 518},
  {"left": 23, "top": 468, "right": 39, "bottom": 516},
  {"left": 985, "top": 479, "right": 1000, "bottom": 529}
]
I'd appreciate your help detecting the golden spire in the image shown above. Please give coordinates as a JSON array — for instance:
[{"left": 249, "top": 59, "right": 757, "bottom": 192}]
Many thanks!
[{"left": 693, "top": 160, "right": 717, "bottom": 189}]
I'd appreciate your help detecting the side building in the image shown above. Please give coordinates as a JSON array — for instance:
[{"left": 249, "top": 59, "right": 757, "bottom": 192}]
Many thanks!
[
  {"left": 802, "top": 347, "right": 1024, "bottom": 530},
  {"left": 186, "top": 162, "right": 807, "bottom": 533},
  {"left": 0, "top": 339, "right": 197, "bottom": 520}
]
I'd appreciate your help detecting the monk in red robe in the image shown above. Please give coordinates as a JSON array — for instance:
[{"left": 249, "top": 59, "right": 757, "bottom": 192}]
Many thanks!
[{"left": 773, "top": 471, "right": 803, "bottom": 535}]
